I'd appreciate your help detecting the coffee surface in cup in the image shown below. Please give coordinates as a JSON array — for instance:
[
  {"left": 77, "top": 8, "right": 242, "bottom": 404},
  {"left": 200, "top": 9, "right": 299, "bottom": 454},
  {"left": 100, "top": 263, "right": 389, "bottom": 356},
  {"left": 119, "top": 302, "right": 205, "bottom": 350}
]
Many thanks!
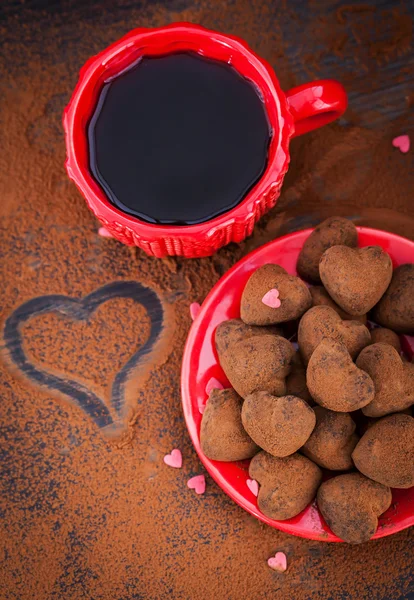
[{"left": 88, "top": 52, "right": 271, "bottom": 225}]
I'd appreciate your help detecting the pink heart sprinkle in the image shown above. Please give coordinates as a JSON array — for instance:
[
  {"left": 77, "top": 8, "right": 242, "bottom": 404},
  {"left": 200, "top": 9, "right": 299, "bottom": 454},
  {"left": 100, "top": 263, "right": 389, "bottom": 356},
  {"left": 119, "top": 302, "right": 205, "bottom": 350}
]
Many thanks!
[
  {"left": 98, "top": 227, "right": 114, "bottom": 238},
  {"left": 198, "top": 403, "right": 206, "bottom": 415},
  {"left": 190, "top": 302, "right": 201, "bottom": 321},
  {"left": 163, "top": 449, "right": 182, "bottom": 469},
  {"left": 205, "top": 377, "right": 224, "bottom": 396},
  {"left": 262, "top": 289, "right": 281, "bottom": 309},
  {"left": 246, "top": 479, "right": 259, "bottom": 497},
  {"left": 187, "top": 474, "right": 206, "bottom": 495},
  {"left": 392, "top": 135, "right": 410, "bottom": 154},
  {"left": 267, "top": 552, "right": 287, "bottom": 572}
]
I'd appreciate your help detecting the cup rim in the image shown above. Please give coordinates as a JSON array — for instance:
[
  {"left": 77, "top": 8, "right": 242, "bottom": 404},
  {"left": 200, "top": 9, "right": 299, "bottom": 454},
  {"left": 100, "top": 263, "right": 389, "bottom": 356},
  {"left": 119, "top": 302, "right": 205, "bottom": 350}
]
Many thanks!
[{"left": 63, "top": 22, "right": 295, "bottom": 239}]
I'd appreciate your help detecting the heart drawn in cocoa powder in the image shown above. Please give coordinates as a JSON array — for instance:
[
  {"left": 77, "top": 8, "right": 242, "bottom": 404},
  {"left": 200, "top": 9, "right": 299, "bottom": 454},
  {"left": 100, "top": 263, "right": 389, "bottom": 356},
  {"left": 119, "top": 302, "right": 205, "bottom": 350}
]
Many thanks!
[{"left": 3, "top": 281, "right": 164, "bottom": 434}]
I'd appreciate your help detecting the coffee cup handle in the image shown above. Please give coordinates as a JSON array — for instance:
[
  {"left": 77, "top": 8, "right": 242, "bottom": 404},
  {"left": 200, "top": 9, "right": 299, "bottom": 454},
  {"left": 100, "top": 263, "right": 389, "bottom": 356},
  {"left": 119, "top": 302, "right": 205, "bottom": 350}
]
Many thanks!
[{"left": 285, "top": 80, "right": 347, "bottom": 137}]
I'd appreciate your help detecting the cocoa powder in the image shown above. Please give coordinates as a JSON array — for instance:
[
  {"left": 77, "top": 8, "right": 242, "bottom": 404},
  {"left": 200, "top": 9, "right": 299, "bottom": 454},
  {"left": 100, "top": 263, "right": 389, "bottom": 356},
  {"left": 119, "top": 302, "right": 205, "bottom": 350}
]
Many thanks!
[{"left": 0, "top": 1, "right": 413, "bottom": 599}]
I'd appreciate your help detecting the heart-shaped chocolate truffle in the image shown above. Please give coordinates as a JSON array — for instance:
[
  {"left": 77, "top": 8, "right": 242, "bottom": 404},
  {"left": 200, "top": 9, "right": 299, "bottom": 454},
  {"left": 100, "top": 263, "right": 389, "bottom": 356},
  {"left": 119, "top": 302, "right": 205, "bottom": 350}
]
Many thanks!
[
  {"left": 307, "top": 339, "right": 374, "bottom": 412},
  {"left": 319, "top": 245, "right": 393, "bottom": 316},
  {"left": 298, "top": 305, "right": 370, "bottom": 364},
  {"left": 356, "top": 343, "right": 414, "bottom": 417},
  {"left": 240, "top": 264, "right": 312, "bottom": 325},
  {"left": 309, "top": 285, "right": 367, "bottom": 324},
  {"left": 217, "top": 334, "right": 294, "bottom": 399},
  {"left": 242, "top": 392, "right": 316, "bottom": 457},
  {"left": 317, "top": 473, "right": 392, "bottom": 544},
  {"left": 297, "top": 217, "right": 358, "bottom": 283},
  {"left": 352, "top": 414, "right": 414, "bottom": 488},
  {"left": 215, "top": 319, "right": 284, "bottom": 386},
  {"left": 215, "top": 318, "right": 283, "bottom": 357},
  {"left": 200, "top": 388, "right": 259, "bottom": 461},
  {"left": 249, "top": 451, "right": 322, "bottom": 520},
  {"left": 302, "top": 407, "right": 358, "bottom": 470},
  {"left": 373, "top": 264, "right": 414, "bottom": 334}
]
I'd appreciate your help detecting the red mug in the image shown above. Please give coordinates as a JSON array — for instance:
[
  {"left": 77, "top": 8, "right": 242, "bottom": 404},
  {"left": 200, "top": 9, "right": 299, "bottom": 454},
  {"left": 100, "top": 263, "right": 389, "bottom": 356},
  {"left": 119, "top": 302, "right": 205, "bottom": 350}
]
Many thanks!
[{"left": 64, "top": 23, "right": 347, "bottom": 258}]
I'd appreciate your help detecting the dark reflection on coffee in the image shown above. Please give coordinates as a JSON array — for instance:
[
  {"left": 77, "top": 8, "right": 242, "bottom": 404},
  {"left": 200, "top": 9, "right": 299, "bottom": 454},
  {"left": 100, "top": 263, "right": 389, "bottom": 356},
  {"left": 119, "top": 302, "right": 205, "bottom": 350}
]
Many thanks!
[{"left": 88, "top": 53, "right": 271, "bottom": 225}]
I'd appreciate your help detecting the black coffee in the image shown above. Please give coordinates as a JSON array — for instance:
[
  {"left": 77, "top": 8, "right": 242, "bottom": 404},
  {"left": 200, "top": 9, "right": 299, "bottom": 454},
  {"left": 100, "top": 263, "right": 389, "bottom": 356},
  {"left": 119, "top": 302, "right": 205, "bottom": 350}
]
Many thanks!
[{"left": 88, "top": 52, "right": 271, "bottom": 225}]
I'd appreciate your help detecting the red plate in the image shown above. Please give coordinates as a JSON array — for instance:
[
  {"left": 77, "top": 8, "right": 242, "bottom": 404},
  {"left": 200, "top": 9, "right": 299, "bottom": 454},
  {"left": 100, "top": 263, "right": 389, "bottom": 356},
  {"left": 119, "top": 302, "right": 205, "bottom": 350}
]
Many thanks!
[{"left": 181, "top": 227, "right": 414, "bottom": 541}]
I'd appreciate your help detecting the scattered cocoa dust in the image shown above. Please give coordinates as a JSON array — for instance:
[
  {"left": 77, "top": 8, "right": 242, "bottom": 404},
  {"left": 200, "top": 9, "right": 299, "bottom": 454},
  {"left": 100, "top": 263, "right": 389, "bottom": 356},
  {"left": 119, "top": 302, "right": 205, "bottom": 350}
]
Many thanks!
[
  {"left": 23, "top": 299, "right": 151, "bottom": 393},
  {"left": 0, "top": 1, "right": 413, "bottom": 599}
]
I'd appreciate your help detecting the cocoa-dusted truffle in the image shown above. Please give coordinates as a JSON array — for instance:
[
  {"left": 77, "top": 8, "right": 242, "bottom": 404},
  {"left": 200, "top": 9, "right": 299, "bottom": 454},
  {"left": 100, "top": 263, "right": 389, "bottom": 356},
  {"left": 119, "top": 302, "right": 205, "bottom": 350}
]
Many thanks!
[
  {"left": 302, "top": 407, "right": 359, "bottom": 470},
  {"left": 307, "top": 339, "right": 374, "bottom": 412},
  {"left": 240, "top": 264, "right": 311, "bottom": 325},
  {"left": 309, "top": 285, "right": 367, "bottom": 324},
  {"left": 217, "top": 334, "right": 294, "bottom": 399},
  {"left": 249, "top": 451, "right": 322, "bottom": 520},
  {"left": 200, "top": 388, "right": 259, "bottom": 462},
  {"left": 356, "top": 343, "right": 414, "bottom": 417},
  {"left": 319, "top": 245, "right": 393, "bottom": 316},
  {"left": 215, "top": 318, "right": 283, "bottom": 357},
  {"left": 317, "top": 473, "right": 392, "bottom": 544},
  {"left": 373, "top": 264, "right": 414, "bottom": 334},
  {"left": 242, "top": 392, "right": 315, "bottom": 457},
  {"left": 215, "top": 318, "right": 283, "bottom": 377},
  {"left": 298, "top": 305, "right": 370, "bottom": 364},
  {"left": 286, "top": 351, "right": 313, "bottom": 404},
  {"left": 297, "top": 217, "right": 358, "bottom": 283},
  {"left": 352, "top": 414, "right": 414, "bottom": 488},
  {"left": 369, "top": 327, "right": 401, "bottom": 353}
]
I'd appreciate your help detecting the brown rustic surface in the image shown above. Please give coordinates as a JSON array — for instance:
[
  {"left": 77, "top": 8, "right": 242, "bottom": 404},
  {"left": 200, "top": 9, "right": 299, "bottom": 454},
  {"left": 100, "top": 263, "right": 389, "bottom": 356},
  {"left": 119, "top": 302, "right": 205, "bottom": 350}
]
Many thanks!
[{"left": 0, "top": 1, "right": 413, "bottom": 599}]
